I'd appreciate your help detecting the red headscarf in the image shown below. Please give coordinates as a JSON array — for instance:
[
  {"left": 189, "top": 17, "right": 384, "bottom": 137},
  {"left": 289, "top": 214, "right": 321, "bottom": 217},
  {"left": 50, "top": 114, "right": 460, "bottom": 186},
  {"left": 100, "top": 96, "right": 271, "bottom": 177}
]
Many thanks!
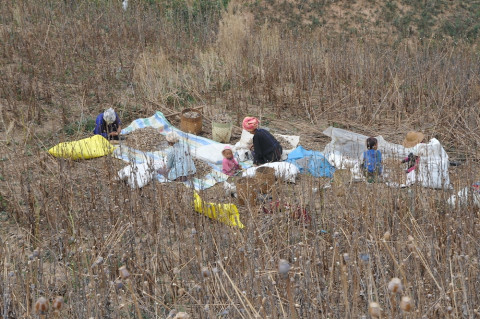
[{"left": 242, "top": 117, "right": 259, "bottom": 131}]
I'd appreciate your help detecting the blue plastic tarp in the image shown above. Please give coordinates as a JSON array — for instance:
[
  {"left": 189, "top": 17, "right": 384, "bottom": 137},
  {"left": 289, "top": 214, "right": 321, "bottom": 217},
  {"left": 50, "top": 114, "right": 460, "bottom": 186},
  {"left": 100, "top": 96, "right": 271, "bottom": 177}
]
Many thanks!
[{"left": 286, "top": 146, "right": 335, "bottom": 178}]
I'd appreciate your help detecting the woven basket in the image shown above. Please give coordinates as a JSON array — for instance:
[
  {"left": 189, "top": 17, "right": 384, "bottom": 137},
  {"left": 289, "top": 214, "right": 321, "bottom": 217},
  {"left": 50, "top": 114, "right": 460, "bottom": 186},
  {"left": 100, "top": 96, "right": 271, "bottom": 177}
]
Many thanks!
[
  {"left": 255, "top": 166, "right": 276, "bottom": 194},
  {"left": 236, "top": 177, "right": 257, "bottom": 206},
  {"left": 212, "top": 121, "right": 233, "bottom": 143},
  {"left": 180, "top": 109, "right": 202, "bottom": 135}
]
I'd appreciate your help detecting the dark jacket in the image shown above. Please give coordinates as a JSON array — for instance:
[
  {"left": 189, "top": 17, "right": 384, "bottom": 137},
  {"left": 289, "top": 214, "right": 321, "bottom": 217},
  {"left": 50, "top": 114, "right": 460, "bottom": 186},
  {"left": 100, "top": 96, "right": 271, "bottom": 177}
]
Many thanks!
[
  {"left": 93, "top": 112, "right": 121, "bottom": 139},
  {"left": 252, "top": 129, "right": 282, "bottom": 165}
]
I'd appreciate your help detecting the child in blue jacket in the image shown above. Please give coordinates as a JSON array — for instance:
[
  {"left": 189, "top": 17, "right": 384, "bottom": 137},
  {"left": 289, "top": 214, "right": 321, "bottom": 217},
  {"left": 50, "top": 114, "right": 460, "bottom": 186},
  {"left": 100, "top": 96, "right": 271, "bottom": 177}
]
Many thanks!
[{"left": 362, "top": 137, "right": 382, "bottom": 183}]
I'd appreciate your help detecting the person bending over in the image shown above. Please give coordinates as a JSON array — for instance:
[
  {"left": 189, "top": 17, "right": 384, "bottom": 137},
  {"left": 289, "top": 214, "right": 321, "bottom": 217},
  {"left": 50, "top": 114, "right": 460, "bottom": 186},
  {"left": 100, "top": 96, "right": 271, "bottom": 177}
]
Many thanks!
[
  {"left": 94, "top": 107, "right": 121, "bottom": 140},
  {"left": 242, "top": 117, "right": 282, "bottom": 166},
  {"left": 163, "top": 132, "right": 196, "bottom": 182}
]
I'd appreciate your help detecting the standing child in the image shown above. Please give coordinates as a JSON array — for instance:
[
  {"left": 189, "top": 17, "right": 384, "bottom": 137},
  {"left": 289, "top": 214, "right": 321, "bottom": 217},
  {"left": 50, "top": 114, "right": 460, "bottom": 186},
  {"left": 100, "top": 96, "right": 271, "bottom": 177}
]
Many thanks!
[
  {"left": 222, "top": 146, "right": 241, "bottom": 176},
  {"left": 362, "top": 137, "right": 382, "bottom": 183}
]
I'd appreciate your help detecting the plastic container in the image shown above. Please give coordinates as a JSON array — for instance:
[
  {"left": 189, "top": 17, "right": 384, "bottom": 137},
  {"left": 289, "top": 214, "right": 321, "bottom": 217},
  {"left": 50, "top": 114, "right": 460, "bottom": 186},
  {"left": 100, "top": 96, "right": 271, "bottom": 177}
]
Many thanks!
[
  {"left": 236, "top": 177, "right": 257, "bottom": 206},
  {"left": 180, "top": 108, "right": 202, "bottom": 135},
  {"left": 255, "top": 166, "right": 276, "bottom": 194},
  {"left": 212, "top": 121, "right": 233, "bottom": 143}
]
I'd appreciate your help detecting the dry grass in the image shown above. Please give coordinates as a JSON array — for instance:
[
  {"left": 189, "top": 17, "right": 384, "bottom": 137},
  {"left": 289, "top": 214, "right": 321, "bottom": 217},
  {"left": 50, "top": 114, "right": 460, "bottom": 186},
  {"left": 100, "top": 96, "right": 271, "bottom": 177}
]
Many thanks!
[{"left": 1, "top": 0, "right": 480, "bottom": 318}]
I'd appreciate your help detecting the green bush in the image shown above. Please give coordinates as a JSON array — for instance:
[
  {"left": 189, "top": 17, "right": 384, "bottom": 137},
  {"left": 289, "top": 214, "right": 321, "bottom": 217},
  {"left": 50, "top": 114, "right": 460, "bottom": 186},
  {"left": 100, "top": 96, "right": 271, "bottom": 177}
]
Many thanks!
[{"left": 63, "top": 117, "right": 97, "bottom": 136}]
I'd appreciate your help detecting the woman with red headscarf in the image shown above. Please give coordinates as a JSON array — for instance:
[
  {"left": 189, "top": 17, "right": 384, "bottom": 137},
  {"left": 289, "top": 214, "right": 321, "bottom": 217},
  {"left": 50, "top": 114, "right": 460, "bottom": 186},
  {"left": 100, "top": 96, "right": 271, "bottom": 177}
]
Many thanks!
[{"left": 242, "top": 117, "right": 283, "bottom": 165}]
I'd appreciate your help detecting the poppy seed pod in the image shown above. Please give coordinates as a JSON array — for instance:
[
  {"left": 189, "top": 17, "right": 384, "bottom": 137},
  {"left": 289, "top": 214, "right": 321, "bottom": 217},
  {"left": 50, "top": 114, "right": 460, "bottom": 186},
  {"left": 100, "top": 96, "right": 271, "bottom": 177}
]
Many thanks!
[
  {"left": 201, "top": 267, "right": 211, "bottom": 278},
  {"left": 388, "top": 277, "right": 403, "bottom": 293},
  {"left": 383, "top": 231, "right": 391, "bottom": 241},
  {"left": 368, "top": 302, "right": 382, "bottom": 318},
  {"left": 278, "top": 259, "right": 291, "bottom": 276},
  {"left": 114, "top": 280, "right": 125, "bottom": 290},
  {"left": 400, "top": 296, "right": 414, "bottom": 312},
  {"left": 173, "top": 312, "right": 191, "bottom": 319},
  {"left": 119, "top": 266, "right": 130, "bottom": 279},
  {"left": 35, "top": 297, "right": 49, "bottom": 314},
  {"left": 92, "top": 256, "right": 104, "bottom": 268},
  {"left": 52, "top": 296, "right": 64, "bottom": 311}
]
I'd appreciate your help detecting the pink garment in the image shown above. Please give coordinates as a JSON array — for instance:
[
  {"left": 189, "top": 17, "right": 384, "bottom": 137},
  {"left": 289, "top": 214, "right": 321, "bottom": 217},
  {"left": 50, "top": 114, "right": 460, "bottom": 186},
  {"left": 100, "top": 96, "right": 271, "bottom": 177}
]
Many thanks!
[
  {"left": 242, "top": 117, "right": 259, "bottom": 131},
  {"left": 222, "top": 157, "right": 241, "bottom": 176},
  {"left": 404, "top": 156, "right": 420, "bottom": 173}
]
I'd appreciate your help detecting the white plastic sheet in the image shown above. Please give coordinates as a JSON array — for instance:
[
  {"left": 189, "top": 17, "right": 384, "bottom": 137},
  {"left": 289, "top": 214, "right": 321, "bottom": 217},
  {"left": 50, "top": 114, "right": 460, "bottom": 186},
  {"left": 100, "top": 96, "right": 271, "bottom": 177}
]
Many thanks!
[{"left": 322, "top": 127, "right": 451, "bottom": 189}]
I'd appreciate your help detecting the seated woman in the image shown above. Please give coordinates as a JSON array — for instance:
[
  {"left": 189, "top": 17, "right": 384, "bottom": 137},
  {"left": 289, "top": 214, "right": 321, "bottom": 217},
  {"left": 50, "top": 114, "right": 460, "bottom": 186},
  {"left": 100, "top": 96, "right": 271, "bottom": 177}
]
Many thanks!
[
  {"left": 94, "top": 107, "right": 121, "bottom": 140},
  {"left": 163, "top": 132, "right": 196, "bottom": 182},
  {"left": 242, "top": 117, "right": 282, "bottom": 166}
]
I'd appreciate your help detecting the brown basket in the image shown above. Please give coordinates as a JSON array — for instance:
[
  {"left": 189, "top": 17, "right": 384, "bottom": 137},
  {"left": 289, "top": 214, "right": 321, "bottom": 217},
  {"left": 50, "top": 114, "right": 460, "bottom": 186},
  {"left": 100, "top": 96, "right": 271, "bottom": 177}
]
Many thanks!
[
  {"left": 180, "top": 108, "right": 202, "bottom": 135},
  {"left": 212, "top": 121, "right": 233, "bottom": 143},
  {"left": 236, "top": 177, "right": 257, "bottom": 206},
  {"left": 255, "top": 166, "right": 276, "bottom": 194}
]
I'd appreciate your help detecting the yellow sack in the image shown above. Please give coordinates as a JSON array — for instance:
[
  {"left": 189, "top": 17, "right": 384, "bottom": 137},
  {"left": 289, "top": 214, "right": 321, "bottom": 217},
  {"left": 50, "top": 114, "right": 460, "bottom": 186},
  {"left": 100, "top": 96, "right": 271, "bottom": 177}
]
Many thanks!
[
  {"left": 48, "top": 135, "right": 114, "bottom": 160},
  {"left": 194, "top": 192, "right": 244, "bottom": 228}
]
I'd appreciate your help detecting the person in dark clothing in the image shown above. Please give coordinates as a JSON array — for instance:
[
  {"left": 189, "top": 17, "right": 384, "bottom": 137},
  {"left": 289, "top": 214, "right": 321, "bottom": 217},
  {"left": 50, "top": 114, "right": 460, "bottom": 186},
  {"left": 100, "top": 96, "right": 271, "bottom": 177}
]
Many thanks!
[
  {"left": 242, "top": 117, "right": 283, "bottom": 165},
  {"left": 93, "top": 107, "right": 121, "bottom": 140}
]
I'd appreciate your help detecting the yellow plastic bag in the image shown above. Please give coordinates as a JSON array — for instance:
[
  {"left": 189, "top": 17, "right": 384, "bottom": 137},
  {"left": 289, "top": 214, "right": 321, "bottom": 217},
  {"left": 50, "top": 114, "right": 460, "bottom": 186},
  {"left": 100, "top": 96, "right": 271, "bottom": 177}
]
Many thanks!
[
  {"left": 48, "top": 135, "right": 114, "bottom": 160},
  {"left": 194, "top": 192, "right": 244, "bottom": 228}
]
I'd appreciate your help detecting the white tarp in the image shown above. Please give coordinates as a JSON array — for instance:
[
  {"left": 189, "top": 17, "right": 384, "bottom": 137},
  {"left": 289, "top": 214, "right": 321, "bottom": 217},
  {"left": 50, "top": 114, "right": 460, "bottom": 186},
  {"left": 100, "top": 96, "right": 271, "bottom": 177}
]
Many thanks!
[{"left": 322, "top": 127, "right": 451, "bottom": 189}]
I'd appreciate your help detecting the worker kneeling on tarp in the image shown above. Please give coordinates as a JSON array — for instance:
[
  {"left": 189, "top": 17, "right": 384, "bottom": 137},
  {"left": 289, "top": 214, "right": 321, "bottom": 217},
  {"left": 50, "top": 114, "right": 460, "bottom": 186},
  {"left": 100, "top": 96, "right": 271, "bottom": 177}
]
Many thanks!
[
  {"left": 243, "top": 117, "right": 283, "bottom": 166},
  {"left": 158, "top": 132, "right": 196, "bottom": 182},
  {"left": 94, "top": 107, "right": 122, "bottom": 140}
]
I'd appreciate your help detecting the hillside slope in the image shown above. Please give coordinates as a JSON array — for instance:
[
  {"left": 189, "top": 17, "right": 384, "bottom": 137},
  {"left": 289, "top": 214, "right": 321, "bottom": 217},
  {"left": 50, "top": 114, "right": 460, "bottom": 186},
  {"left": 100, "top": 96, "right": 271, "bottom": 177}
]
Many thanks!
[{"left": 249, "top": 0, "right": 480, "bottom": 41}]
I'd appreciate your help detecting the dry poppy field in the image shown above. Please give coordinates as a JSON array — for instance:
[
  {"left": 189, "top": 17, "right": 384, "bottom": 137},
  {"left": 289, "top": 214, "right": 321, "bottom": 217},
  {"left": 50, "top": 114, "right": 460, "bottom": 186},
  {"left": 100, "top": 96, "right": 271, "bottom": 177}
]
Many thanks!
[{"left": 0, "top": 1, "right": 479, "bottom": 318}]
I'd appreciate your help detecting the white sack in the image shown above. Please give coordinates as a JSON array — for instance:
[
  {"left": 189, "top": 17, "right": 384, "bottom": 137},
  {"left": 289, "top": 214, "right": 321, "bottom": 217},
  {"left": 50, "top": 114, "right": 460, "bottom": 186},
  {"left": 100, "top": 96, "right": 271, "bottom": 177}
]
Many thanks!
[
  {"left": 242, "top": 162, "right": 299, "bottom": 183},
  {"left": 276, "top": 133, "right": 300, "bottom": 160},
  {"left": 235, "top": 130, "right": 254, "bottom": 149},
  {"left": 235, "top": 148, "right": 252, "bottom": 162},
  {"left": 276, "top": 134, "right": 300, "bottom": 149},
  {"left": 118, "top": 159, "right": 165, "bottom": 189},
  {"left": 327, "top": 151, "right": 364, "bottom": 181},
  {"left": 322, "top": 127, "right": 451, "bottom": 189}
]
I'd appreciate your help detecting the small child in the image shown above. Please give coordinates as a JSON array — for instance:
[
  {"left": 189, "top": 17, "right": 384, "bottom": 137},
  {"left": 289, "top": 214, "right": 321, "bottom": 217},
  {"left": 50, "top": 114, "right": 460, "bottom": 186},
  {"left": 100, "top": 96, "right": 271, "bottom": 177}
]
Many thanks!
[
  {"left": 362, "top": 137, "right": 382, "bottom": 182},
  {"left": 401, "top": 152, "right": 420, "bottom": 173},
  {"left": 401, "top": 131, "right": 424, "bottom": 174},
  {"left": 222, "top": 146, "right": 241, "bottom": 176}
]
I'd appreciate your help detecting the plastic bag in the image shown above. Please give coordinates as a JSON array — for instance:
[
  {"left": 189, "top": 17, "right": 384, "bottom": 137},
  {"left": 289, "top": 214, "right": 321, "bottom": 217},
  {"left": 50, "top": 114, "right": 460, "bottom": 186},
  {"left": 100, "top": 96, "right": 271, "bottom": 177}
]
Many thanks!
[
  {"left": 193, "top": 192, "right": 244, "bottom": 228},
  {"left": 48, "top": 135, "right": 114, "bottom": 160}
]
